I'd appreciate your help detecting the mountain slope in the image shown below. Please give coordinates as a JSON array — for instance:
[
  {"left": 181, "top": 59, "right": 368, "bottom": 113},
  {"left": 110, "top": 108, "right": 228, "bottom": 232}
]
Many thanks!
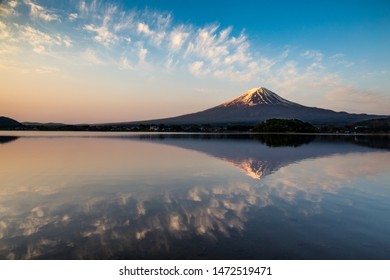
[
  {"left": 132, "top": 87, "right": 386, "bottom": 125},
  {"left": 0, "top": 116, "right": 24, "bottom": 128}
]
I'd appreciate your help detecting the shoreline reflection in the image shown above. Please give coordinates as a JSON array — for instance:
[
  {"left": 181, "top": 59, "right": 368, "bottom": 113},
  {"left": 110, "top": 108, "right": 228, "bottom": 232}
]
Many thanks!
[{"left": 0, "top": 134, "right": 389, "bottom": 259}]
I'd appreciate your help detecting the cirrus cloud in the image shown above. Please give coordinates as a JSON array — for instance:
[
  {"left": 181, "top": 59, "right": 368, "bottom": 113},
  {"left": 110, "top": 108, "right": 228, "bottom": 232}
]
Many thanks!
[{"left": 24, "top": 0, "right": 60, "bottom": 22}]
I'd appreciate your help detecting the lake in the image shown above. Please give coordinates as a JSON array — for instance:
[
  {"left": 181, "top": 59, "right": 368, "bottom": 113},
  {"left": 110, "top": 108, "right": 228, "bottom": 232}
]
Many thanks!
[{"left": 0, "top": 132, "right": 390, "bottom": 260}]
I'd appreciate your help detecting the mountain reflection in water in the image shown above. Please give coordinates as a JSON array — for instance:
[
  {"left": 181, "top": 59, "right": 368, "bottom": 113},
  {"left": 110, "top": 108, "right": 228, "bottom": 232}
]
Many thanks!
[
  {"left": 0, "top": 136, "right": 19, "bottom": 145},
  {"left": 0, "top": 133, "right": 389, "bottom": 259}
]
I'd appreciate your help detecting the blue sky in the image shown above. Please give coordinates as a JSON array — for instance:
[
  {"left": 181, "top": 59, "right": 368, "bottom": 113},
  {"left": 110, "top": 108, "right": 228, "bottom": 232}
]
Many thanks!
[{"left": 1, "top": 0, "right": 389, "bottom": 123}]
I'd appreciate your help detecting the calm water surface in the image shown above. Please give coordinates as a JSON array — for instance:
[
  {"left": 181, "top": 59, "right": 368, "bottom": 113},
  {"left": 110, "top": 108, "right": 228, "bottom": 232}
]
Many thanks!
[{"left": 0, "top": 132, "right": 390, "bottom": 259}]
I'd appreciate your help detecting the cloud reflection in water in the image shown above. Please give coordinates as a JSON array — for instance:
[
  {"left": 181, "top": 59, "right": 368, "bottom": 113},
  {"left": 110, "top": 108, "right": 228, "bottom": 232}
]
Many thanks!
[{"left": 0, "top": 134, "right": 389, "bottom": 259}]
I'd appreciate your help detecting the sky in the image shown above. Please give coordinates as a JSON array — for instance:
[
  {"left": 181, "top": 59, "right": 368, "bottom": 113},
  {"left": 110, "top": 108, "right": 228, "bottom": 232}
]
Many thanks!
[{"left": 1, "top": 0, "right": 389, "bottom": 124}]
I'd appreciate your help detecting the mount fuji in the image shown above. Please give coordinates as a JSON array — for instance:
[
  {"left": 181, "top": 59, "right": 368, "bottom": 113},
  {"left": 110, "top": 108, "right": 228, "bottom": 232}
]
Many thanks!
[{"left": 134, "top": 87, "right": 385, "bottom": 125}]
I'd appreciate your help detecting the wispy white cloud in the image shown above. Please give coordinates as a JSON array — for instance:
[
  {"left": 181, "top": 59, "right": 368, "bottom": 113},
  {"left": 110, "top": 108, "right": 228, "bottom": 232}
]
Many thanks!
[
  {"left": 81, "top": 48, "right": 104, "bottom": 65},
  {"left": 62, "top": 36, "right": 72, "bottom": 47},
  {"left": 165, "top": 57, "right": 178, "bottom": 71},
  {"left": 20, "top": 25, "right": 53, "bottom": 53},
  {"left": 0, "top": 21, "right": 10, "bottom": 39},
  {"left": 301, "top": 49, "right": 324, "bottom": 71},
  {"left": 138, "top": 47, "right": 148, "bottom": 63},
  {"left": 84, "top": 23, "right": 118, "bottom": 46},
  {"left": 137, "top": 22, "right": 152, "bottom": 36},
  {"left": 0, "top": 0, "right": 18, "bottom": 17},
  {"left": 137, "top": 22, "right": 165, "bottom": 46},
  {"left": 83, "top": 5, "right": 118, "bottom": 47},
  {"left": 188, "top": 61, "right": 209, "bottom": 77},
  {"left": 19, "top": 25, "right": 70, "bottom": 54},
  {"left": 24, "top": 0, "right": 60, "bottom": 22},
  {"left": 118, "top": 56, "right": 133, "bottom": 70},
  {"left": 180, "top": 25, "right": 270, "bottom": 82},
  {"left": 301, "top": 49, "right": 323, "bottom": 61},
  {"left": 267, "top": 60, "right": 342, "bottom": 98},
  {"left": 223, "top": 41, "right": 250, "bottom": 65},
  {"left": 169, "top": 26, "right": 189, "bottom": 52},
  {"left": 32, "top": 45, "right": 45, "bottom": 54},
  {"left": 113, "top": 11, "right": 135, "bottom": 32},
  {"left": 68, "top": 13, "right": 78, "bottom": 22},
  {"left": 8, "top": 0, "right": 18, "bottom": 8},
  {"left": 186, "top": 25, "right": 230, "bottom": 65},
  {"left": 9, "top": 0, "right": 18, "bottom": 7},
  {"left": 330, "top": 53, "right": 354, "bottom": 68},
  {"left": 78, "top": 0, "right": 98, "bottom": 17}
]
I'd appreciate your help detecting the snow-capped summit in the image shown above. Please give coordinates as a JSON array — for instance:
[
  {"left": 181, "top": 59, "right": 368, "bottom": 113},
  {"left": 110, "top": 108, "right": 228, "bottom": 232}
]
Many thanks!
[{"left": 222, "top": 87, "right": 296, "bottom": 107}]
